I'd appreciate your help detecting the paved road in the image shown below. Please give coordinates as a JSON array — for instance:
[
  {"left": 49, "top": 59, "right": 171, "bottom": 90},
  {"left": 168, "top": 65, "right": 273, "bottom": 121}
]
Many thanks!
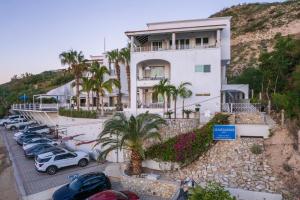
[{"left": 0, "top": 127, "right": 165, "bottom": 200}]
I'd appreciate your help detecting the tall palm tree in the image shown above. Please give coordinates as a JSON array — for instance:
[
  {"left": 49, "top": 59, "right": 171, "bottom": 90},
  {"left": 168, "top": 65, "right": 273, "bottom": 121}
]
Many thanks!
[
  {"left": 90, "top": 62, "right": 120, "bottom": 116},
  {"left": 95, "top": 112, "right": 166, "bottom": 175},
  {"left": 120, "top": 47, "right": 131, "bottom": 106},
  {"left": 81, "top": 77, "right": 94, "bottom": 110},
  {"left": 106, "top": 49, "right": 122, "bottom": 110},
  {"left": 180, "top": 87, "right": 193, "bottom": 118},
  {"left": 153, "top": 79, "right": 173, "bottom": 114},
  {"left": 59, "top": 50, "right": 87, "bottom": 110}
]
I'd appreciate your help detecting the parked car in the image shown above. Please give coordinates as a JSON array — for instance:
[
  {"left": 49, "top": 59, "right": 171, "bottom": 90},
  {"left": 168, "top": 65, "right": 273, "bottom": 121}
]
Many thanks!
[
  {"left": 35, "top": 150, "right": 90, "bottom": 175},
  {"left": 87, "top": 190, "right": 140, "bottom": 200},
  {"left": 0, "top": 115, "right": 23, "bottom": 126},
  {"left": 5, "top": 120, "right": 35, "bottom": 130},
  {"left": 24, "top": 143, "right": 54, "bottom": 158},
  {"left": 14, "top": 125, "right": 50, "bottom": 139},
  {"left": 16, "top": 134, "right": 42, "bottom": 145},
  {"left": 22, "top": 138, "right": 59, "bottom": 151},
  {"left": 52, "top": 172, "right": 111, "bottom": 200}
]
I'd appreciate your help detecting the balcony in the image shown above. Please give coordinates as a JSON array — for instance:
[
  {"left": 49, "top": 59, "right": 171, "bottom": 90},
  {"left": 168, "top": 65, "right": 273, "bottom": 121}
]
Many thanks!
[
  {"left": 138, "top": 102, "right": 164, "bottom": 109},
  {"left": 133, "top": 43, "right": 218, "bottom": 52}
]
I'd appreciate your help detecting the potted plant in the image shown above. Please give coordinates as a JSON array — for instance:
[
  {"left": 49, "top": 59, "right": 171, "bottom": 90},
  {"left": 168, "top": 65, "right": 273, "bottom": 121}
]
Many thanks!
[
  {"left": 184, "top": 109, "right": 193, "bottom": 119},
  {"left": 165, "top": 110, "right": 174, "bottom": 119},
  {"left": 195, "top": 104, "right": 201, "bottom": 112}
]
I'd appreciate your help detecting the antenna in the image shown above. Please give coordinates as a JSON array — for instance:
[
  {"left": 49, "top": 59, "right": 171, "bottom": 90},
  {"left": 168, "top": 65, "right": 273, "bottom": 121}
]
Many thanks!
[{"left": 104, "top": 37, "right": 106, "bottom": 52}]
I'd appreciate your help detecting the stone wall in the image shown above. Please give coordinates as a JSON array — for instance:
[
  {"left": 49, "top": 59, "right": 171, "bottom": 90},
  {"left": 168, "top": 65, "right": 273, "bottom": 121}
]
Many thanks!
[
  {"left": 167, "top": 138, "right": 283, "bottom": 193},
  {"left": 120, "top": 175, "right": 179, "bottom": 199},
  {"left": 235, "top": 113, "right": 266, "bottom": 124},
  {"left": 160, "top": 118, "right": 200, "bottom": 141}
]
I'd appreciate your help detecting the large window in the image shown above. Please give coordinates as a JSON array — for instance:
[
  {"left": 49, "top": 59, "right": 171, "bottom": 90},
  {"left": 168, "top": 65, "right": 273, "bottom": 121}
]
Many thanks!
[
  {"left": 195, "top": 65, "right": 211, "bottom": 73},
  {"left": 195, "top": 37, "right": 209, "bottom": 46},
  {"left": 152, "top": 41, "right": 162, "bottom": 51}
]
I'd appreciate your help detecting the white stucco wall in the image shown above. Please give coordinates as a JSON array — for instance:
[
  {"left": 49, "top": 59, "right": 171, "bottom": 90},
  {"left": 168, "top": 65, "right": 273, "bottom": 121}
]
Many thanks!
[{"left": 130, "top": 48, "right": 222, "bottom": 121}]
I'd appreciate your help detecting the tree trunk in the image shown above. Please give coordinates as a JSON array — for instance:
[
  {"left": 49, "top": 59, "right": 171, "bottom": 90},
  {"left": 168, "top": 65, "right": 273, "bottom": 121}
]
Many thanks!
[
  {"left": 174, "top": 97, "right": 177, "bottom": 119},
  {"left": 87, "top": 92, "right": 90, "bottom": 111},
  {"left": 182, "top": 99, "right": 185, "bottom": 118},
  {"left": 130, "top": 150, "right": 142, "bottom": 175},
  {"left": 266, "top": 79, "right": 271, "bottom": 101},
  {"left": 96, "top": 92, "right": 100, "bottom": 111},
  {"left": 101, "top": 95, "right": 104, "bottom": 116},
  {"left": 274, "top": 72, "right": 279, "bottom": 94},
  {"left": 115, "top": 62, "right": 122, "bottom": 111},
  {"left": 126, "top": 63, "right": 131, "bottom": 107},
  {"left": 76, "top": 77, "right": 80, "bottom": 110}
]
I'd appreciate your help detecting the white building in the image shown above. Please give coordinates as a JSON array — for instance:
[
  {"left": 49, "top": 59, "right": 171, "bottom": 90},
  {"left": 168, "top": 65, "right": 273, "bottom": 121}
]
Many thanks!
[{"left": 126, "top": 17, "right": 248, "bottom": 121}]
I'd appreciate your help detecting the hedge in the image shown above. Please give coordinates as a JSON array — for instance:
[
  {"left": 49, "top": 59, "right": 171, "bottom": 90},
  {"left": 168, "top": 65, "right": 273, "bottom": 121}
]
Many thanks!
[
  {"left": 145, "top": 113, "right": 230, "bottom": 165},
  {"left": 59, "top": 108, "right": 97, "bottom": 119}
]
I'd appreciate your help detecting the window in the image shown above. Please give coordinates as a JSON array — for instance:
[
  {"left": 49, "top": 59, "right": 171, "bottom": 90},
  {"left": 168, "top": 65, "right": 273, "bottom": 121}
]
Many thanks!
[
  {"left": 152, "top": 41, "right": 162, "bottom": 50},
  {"left": 195, "top": 65, "right": 211, "bottom": 73},
  {"left": 176, "top": 39, "right": 190, "bottom": 49},
  {"left": 54, "top": 154, "right": 67, "bottom": 160},
  {"left": 203, "top": 37, "right": 209, "bottom": 44},
  {"left": 196, "top": 38, "right": 202, "bottom": 45},
  {"left": 150, "top": 66, "right": 164, "bottom": 78}
]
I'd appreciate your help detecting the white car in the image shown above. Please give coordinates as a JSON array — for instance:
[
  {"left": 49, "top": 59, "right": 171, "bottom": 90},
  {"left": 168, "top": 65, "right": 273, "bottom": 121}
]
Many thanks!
[
  {"left": 22, "top": 138, "right": 59, "bottom": 151},
  {"left": 5, "top": 120, "right": 33, "bottom": 130},
  {"left": 14, "top": 126, "right": 50, "bottom": 140},
  {"left": 0, "top": 115, "right": 23, "bottom": 126},
  {"left": 35, "top": 151, "right": 90, "bottom": 175}
]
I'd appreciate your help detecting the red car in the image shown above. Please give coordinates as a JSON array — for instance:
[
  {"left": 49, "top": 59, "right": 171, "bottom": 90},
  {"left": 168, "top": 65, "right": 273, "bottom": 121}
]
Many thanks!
[{"left": 87, "top": 190, "right": 139, "bottom": 200}]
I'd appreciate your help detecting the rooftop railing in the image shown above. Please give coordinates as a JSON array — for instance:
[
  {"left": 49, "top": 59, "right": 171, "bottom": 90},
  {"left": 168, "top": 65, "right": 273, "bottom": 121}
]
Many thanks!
[{"left": 133, "top": 43, "right": 218, "bottom": 52}]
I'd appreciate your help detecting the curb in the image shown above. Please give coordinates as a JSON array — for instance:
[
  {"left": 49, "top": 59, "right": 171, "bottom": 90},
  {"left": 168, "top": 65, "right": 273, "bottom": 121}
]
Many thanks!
[{"left": 1, "top": 129, "right": 27, "bottom": 200}]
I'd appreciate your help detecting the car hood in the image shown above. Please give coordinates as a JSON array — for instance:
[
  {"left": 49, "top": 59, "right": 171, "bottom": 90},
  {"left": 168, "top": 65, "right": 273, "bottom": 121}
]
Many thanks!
[{"left": 53, "top": 185, "right": 77, "bottom": 200}]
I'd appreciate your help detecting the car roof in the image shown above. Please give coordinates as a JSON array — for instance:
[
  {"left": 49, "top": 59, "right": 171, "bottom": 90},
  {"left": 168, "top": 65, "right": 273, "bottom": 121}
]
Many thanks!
[
  {"left": 38, "top": 148, "right": 68, "bottom": 158},
  {"left": 78, "top": 172, "right": 106, "bottom": 181}
]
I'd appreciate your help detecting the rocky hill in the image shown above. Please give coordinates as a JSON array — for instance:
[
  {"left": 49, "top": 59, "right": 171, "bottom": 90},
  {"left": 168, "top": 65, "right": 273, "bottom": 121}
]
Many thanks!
[{"left": 211, "top": 0, "right": 300, "bottom": 76}]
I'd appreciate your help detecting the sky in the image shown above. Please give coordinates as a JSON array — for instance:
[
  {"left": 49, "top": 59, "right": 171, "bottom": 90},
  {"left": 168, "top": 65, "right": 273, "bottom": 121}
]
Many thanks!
[{"left": 0, "top": 0, "right": 283, "bottom": 84}]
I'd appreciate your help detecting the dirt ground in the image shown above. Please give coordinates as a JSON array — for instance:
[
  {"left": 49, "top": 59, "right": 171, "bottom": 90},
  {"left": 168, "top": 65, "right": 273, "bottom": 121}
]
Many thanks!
[
  {"left": 0, "top": 136, "right": 19, "bottom": 200},
  {"left": 264, "top": 127, "right": 300, "bottom": 199}
]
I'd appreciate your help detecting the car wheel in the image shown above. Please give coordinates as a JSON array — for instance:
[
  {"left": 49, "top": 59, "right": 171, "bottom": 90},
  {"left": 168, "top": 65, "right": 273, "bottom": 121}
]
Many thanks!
[
  {"left": 46, "top": 166, "right": 57, "bottom": 175},
  {"left": 10, "top": 126, "right": 17, "bottom": 130},
  {"left": 78, "top": 159, "right": 88, "bottom": 167}
]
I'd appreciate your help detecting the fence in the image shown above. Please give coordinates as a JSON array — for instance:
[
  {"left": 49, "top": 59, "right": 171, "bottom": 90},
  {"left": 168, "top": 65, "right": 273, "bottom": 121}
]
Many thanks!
[
  {"left": 222, "top": 103, "right": 261, "bottom": 113},
  {"left": 12, "top": 103, "right": 58, "bottom": 111}
]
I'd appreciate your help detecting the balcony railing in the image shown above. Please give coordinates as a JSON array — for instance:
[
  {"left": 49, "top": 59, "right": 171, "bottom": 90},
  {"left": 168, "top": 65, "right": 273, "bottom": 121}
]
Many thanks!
[
  {"left": 137, "top": 76, "right": 165, "bottom": 81},
  {"left": 133, "top": 43, "right": 218, "bottom": 52},
  {"left": 12, "top": 103, "right": 59, "bottom": 111},
  {"left": 138, "top": 102, "right": 164, "bottom": 109}
]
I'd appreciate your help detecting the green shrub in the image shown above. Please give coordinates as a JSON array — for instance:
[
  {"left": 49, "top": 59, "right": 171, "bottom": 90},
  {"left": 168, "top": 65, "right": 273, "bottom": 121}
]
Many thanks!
[
  {"left": 59, "top": 108, "right": 97, "bottom": 119},
  {"left": 189, "top": 182, "right": 236, "bottom": 200},
  {"left": 145, "top": 113, "right": 230, "bottom": 165},
  {"left": 250, "top": 144, "right": 263, "bottom": 154}
]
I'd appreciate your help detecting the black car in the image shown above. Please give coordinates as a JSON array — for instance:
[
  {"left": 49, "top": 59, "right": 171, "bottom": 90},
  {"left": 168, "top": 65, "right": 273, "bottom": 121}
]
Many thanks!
[
  {"left": 24, "top": 143, "right": 54, "bottom": 158},
  {"left": 17, "top": 134, "right": 42, "bottom": 145},
  {"left": 52, "top": 172, "right": 111, "bottom": 200}
]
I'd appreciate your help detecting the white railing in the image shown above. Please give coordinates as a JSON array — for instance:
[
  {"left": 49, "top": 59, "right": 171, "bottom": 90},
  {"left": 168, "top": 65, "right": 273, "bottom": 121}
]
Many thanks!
[
  {"left": 137, "top": 76, "right": 165, "bottom": 81},
  {"left": 222, "top": 103, "right": 261, "bottom": 113},
  {"left": 12, "top": 103, "right": 58, "bottom": 111},
  {"left": 133, "top": 43, "right": 218, "bottom": 52},
  {"left": 139, "top": 102, "right": 164, "bottom": 109}
]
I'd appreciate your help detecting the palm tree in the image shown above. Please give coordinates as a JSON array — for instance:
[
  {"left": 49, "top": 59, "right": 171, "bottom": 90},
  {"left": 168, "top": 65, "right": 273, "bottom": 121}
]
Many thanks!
[
  {"left": 81, "top": 77, "right": 94, "bottom": 110},
  {"left": 90, "top": 62, "right": 120, "bottom": 116},
  {"left": 153, "top": 79, "right": 173, "bottom": 115},
  {"left": 106, "top": 49, "right": 122, "bottom": 110},
  {"left": 120, "top": 47, "right": 131, "bottom": 106},
  {"left": 180, "top": 87, "right": 193, "bottom": 118},
  {"left": 95, "top": 112, "right": 166, "bottom": 175},
  {"left": 59, "top": 50, "right": 87, "bottom": 110}
]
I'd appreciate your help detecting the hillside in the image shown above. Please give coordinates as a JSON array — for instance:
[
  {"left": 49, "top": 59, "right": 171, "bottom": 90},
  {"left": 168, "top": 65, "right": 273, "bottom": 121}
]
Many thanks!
[
  {"left": 211, "top": 0, "right": 300, "bottom": 76},
  {"left": 0, "top": 70, "right": 74, "bottom": 116}
]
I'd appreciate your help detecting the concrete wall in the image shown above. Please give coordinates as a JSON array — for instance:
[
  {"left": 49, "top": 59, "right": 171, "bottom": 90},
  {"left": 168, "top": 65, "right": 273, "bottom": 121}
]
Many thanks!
[{"left": 236, "top": 124, "right": 270, "bottom": 138}]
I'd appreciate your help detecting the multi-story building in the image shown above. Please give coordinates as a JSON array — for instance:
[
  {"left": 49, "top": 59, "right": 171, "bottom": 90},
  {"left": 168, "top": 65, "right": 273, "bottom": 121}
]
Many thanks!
[{"left": 126, "top": 17, "right": 248, "bottom": 121}]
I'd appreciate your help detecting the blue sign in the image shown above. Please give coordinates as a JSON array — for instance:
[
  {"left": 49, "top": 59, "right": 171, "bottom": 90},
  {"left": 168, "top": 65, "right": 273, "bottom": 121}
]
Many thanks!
[{"left": 213, "top": 125, "right": 236, "bottom": 140}]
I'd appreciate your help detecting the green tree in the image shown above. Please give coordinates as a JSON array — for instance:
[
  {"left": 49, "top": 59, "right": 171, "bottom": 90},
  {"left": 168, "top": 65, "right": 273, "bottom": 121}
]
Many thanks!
[
  {"left": 95, "top": 112, "right": 166, "bottom": 175},
  {"left": 189, "top": 182, "right": 235, "bottom": 200},
  {"left": 153, "top": 79, "right": 173, "bottom": 115},
  {"left": 81, "top": 77, "right": 94, "bottom": 110},
  {"left": 59, "top": 50, "right": 87, "bottom": 110},
  {"left": 171, "top": 82, "right": 192, "bottom": 118},
  {"left": 106, "top": 49, "right": 123, "bottom": 110},
  {"left": 90, "top": 62, "right": 120, "bottom": 116},
  {"left": 120, "top": 47, "right": 131, "bottom": 106}
]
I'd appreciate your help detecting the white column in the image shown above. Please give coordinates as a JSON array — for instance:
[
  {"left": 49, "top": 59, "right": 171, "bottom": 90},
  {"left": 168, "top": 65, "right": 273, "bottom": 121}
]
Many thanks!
[
  {"left": 130, "top": 36, "right": 134, "bottom": 52},
  {"left": 172, "top": 33, "right": 176, "bottom": 50},
  {"left": 217, "top": 30, "right": 221, "bottom": 47}
]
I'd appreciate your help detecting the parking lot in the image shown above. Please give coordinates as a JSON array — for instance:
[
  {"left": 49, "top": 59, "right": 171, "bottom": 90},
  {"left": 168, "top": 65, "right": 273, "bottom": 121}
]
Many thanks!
[{"left": 0, "top": 127, "right": 164, "bottom": 200}]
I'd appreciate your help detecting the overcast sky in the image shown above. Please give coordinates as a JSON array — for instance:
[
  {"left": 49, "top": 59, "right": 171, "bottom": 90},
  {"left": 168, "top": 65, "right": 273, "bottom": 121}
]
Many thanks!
[{"left": 0, "top": 0, "right": 283, "bottom": 84}]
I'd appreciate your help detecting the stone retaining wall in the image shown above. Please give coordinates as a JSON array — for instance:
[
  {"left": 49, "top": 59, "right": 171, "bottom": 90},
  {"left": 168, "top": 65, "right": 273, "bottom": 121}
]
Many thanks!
[
  {"left": 160, "top": 118, "right": 199, "bottom": 140},
  {"left": 120, "top": 175, "right": 179, "bottom": 199},
  {"left": 235, "top": 113, "right": 266, "bottom": 124}
]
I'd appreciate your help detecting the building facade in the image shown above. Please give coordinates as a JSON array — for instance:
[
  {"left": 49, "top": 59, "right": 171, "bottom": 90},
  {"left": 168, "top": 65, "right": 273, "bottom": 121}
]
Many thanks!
[{"left": 126, "top": 17, "right": 248, "bottom": 121}]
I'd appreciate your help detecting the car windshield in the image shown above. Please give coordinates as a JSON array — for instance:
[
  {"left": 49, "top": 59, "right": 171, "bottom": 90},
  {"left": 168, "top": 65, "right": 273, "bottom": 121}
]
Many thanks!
[{"left": 69, "top": 179, "right": 82, "bottom": 191}]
